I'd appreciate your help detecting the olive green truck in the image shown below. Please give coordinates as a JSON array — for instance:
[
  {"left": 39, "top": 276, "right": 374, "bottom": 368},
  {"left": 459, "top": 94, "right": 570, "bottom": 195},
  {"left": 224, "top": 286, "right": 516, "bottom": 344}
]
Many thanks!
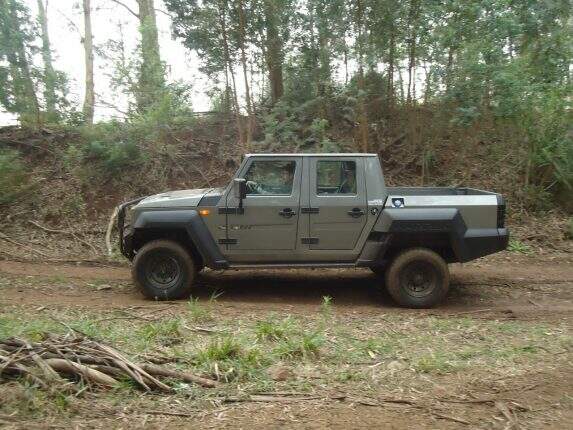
[{"left": 118, "top": 153, "right": 508, "bottom": 308}]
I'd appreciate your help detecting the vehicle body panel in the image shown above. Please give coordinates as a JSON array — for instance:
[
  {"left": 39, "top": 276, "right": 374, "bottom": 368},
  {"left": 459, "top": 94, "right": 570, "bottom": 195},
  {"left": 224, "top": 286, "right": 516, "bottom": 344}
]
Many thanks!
[
  {"left": 307, "top": 156, "right": 368, "bottom": 251},
  {"left": 224, "top": 155, "right": 303, "bottom": 257}
]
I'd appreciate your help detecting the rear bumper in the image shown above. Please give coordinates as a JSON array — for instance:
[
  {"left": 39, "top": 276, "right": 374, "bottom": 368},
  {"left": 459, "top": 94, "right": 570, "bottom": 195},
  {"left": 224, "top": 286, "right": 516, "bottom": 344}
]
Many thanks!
[{"left": 459, "top": 227, "right": 509, "bottom": 262}]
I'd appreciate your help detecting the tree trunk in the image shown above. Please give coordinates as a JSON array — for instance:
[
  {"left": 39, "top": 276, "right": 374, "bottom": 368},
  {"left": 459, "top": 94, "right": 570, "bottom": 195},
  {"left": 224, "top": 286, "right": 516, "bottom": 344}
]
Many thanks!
[
  {"left": 37, "top": 0, "right": 57, "bottom": 118},
  {"left": 423, "top": 63, "right": 432, "bottom": 104},
  {"left": 406, "top": 0, "right": 420, "bottom": 104},
  {"left": 317, "top": 25, "right": 330, "bottom": 97},
  {"left": 82, "top": 0, "right": 95, "bottom": 124},
  {"left": 343, "top": 44, "right": 349, "bottom": 85},
  {"left": 237, "top": 0, "right": 254, "bottom": 149},
  {"left": 137, "top": 0, "right": 164, "bottom": 112},
  {"left": 355, "top": 0, "right": 368, "bottom": 153},
  {"left": 387, "top": 21, "right": 395, "bottom": 105},
  {"left": 218, "top": 0, "right": 244, "bottom": 146},
  {"left": 262, "top": 0, "right": 283, "bottom": 105},
  {"left": 445, "top": 46, "right": 454, "bottom": 93}
]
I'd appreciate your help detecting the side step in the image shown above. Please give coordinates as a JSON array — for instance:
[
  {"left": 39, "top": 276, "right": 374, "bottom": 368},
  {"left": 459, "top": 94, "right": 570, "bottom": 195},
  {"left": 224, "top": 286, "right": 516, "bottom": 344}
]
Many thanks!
[{"left": 226, "top": 262, "right": 358, "bottom": 270}]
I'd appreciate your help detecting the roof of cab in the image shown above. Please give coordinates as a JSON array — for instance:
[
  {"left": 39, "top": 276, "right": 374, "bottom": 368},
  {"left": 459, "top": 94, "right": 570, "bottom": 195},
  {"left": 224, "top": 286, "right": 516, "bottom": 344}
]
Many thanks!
[{"left": 245, "top": 153, "right": 378, "bottom": 157}]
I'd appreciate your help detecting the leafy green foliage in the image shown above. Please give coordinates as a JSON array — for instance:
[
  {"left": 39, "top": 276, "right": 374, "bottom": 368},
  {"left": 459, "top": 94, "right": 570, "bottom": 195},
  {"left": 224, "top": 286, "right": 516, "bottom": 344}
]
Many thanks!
[
  {"left": 507, "top": 239, "right": 533, "bottom": 255},
  {"left": 0, "top": 149, "right": 28, "bottom": 204},
  {"left": 84, "top": 140, "right": 141, "bottom": 175}
]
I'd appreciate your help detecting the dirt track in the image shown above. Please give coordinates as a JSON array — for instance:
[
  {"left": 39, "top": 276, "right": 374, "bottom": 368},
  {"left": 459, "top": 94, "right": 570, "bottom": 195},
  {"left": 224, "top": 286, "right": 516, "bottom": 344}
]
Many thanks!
[{"left": 1, "top": 257, "right": 572, "bottom": 319}]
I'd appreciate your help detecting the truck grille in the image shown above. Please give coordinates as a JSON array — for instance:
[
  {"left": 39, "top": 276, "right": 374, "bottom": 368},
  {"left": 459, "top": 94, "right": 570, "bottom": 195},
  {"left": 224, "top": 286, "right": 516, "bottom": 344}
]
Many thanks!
[{"left": 497, "top": 198, "right": 506, "bottom": 228}]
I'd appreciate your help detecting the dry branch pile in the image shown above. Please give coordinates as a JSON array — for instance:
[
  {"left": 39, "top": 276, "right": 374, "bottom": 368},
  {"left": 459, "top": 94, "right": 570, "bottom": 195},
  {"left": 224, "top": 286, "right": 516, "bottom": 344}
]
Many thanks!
[{"left": 0, "top": 334, "right": 219, "bottom": 392}]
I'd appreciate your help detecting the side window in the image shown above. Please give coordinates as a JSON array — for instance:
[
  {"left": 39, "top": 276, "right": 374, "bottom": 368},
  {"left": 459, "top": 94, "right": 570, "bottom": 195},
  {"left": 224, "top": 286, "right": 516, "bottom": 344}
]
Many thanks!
[
  {"left": 244, "top": 160, "right": 296, "bottom": 195},
  {"left": 317, "top": 160, "right": 357, "bottom": 195}
]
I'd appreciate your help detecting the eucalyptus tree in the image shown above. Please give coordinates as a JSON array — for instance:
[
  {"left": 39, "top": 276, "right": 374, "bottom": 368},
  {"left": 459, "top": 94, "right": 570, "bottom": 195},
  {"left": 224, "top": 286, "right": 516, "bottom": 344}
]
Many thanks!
[
  {"left": 82, "top": 0, "right": 95, "bottom": 124},
  {"left": 36, "top": 0, "right": 57, "bottom": 119},
  {"left": 0, "top": 0, "right": 40, "bottom": 124}
]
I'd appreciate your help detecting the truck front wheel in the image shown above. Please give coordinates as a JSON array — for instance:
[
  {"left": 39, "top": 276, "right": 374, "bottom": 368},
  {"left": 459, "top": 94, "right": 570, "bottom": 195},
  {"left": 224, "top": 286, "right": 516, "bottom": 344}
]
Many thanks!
[
  {"left": 132, "top": 240, "right": 195, "bottom": 300},
  {"left": 385, "top": 248, "right": 449, "bottom": 308}
]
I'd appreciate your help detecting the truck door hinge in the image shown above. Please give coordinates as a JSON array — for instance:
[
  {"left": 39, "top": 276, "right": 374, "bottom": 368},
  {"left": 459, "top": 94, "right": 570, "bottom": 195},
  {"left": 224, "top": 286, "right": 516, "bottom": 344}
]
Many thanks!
[
  {"left": 218, "top": 238, "right": 238, "bottom": 245},
  {"left": 301, "top": 237, "right": 319, "bottom": 244},
  {"left": 301, "top": 207, "right": 319, "bottom": 214}
]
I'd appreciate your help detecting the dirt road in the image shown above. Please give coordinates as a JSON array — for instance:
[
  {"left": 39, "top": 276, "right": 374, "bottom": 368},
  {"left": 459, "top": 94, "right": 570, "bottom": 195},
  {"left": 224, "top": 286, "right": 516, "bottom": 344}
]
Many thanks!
[{"left": 1, "top": 257, "right": 572, "bottom": 320}]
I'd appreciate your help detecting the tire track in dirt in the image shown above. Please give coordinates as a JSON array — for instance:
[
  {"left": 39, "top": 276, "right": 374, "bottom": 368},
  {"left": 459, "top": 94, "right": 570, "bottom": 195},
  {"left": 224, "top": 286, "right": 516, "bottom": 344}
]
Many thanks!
[
  {"left": 1, "top": 259, "right": 572, "bottom": 283},
  {"left": 1, "top": 259, "right": 572, "bottom": 321}
]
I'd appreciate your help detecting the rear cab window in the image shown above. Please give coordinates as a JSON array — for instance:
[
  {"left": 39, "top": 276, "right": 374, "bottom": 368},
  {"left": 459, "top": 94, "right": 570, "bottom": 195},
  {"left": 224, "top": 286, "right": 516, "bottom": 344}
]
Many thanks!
[{"left": 317, "top": 160, "right": 357, "bottom": 195}]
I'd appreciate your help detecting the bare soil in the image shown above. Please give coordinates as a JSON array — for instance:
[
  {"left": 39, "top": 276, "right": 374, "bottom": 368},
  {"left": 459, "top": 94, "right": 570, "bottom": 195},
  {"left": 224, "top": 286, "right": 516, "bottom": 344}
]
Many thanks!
[
  {"left": 1, "top": 255, "right": 572, "bottom": 319},
  {"left": 0, "top": 254, "right": 572, "bottom": 429}
]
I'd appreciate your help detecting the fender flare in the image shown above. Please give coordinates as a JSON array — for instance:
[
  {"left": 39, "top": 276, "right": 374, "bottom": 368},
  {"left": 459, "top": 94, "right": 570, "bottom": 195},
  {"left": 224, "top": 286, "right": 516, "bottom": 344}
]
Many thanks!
[{"left": 133, "top": 209, "right": 229, "bottom": 269}]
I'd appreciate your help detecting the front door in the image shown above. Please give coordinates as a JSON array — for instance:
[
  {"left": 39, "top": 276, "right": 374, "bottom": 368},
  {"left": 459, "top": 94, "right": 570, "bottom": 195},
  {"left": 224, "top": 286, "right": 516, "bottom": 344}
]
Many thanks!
[
  {"left": 307, "top": 157, "right": 367, "bottom": 250},
  {"left": 225, "top": 157, "right": 302, "bottom": 260}
]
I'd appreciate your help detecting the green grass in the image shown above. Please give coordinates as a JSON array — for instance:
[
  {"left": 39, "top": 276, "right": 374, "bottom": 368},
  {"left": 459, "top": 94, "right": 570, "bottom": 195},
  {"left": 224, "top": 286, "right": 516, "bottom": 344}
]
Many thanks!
[
  {"left": 0, "top": 293, "right": 569, "bottom": 412},
  {"left": 186, "top": 293, "right": 222, "bottom": 323},
  {"left": 413, "top": 352, "right": 462, "bottom": 374},
  {"left": 196, "top": 337, "right": 243, "bottom": 362},
  {"left": 193, "top": 336, "right": 268, "bottom": 383},
  {"left": 508, "top": 239, "right": 533, "bottom": 254},
  {"left": 320, "top": 295, "right": 333, "bottom": 318},
  {"left": 254, "top": 315, "right": 296, "bottom": 341},
  {"left": 137, "top": 318, "right": 183, "bottom": 343},
  {"left": 273, "top": 331, "right": 324, "bottom": 359}
]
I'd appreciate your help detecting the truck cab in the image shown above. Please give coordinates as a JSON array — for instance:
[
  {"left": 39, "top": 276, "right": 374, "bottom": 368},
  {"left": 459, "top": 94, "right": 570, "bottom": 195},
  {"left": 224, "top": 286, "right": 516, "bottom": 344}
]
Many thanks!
[{"left": 118, "top": 153, "right": 509, "bottom": 308}]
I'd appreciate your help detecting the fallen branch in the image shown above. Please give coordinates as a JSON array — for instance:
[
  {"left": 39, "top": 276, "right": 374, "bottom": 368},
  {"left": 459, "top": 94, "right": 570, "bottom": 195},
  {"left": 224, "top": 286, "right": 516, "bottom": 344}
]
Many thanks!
[
  {"left": 140, "top": 364, "right": 220, "bottom": 388},
  {"left": 44, "top": 358, "right": 118, "bottom": 387},
  {"left": 28, "top": 220, "right": 99, "bottom": 255},
  {"left": 144, "top": 410, "right": 196, "bottom": 418},
  {"left": 28, "top": 220, "right": 73, "bottom": 235},
  {"left": 105, "top": 207, "right": 119, "bottom": 256},
  {"left": 221, "top": 394, "right": 322, "bottom": 403},
  {"left": 0, "top": 334, "right": 221, "bottom": 394},
  {"left": 0, "top": 232, "right": 50, "bottom": 257},
  {"left": 96, "top": 344, "right": 173, "bottom": 393},
  {"left": 431, "top": 412, "right": 470, "bottom": 425}
]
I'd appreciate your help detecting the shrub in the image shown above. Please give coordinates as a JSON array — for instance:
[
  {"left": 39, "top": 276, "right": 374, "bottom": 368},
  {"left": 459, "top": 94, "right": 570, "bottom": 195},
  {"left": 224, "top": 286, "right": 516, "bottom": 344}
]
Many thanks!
[
  {"left": 84, "top": 139, "right": 141, "bottom": 174},
  {"left": 507, "top": 239, "right": 532, "bottom": 254},
  {"left": 0, "top": 149, "right": 28, "bottom": 204}
]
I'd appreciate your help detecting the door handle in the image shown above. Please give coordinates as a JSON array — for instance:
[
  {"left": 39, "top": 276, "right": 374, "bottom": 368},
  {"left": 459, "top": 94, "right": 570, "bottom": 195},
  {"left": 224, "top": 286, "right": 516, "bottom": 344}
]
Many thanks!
[
  {"left": 348, "top": 207, "right": 365, "bottom": 218},
  {"left": 279, "top": 208, "right": 296, "bottom": 218}
]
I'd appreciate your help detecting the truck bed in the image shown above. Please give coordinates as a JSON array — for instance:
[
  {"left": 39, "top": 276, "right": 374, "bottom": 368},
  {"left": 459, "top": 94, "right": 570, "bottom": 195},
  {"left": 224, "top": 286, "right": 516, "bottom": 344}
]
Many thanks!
[{"left": 387, "top": 187, "right": 496, "bottom": 196}]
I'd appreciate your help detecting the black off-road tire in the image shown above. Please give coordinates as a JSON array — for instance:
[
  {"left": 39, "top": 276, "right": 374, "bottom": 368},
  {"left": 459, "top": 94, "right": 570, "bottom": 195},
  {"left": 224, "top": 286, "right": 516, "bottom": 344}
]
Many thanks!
[
  {"left": 384, "top": 248, "right": 449, "bottom": 308},
  {"left": 132, "top": 240, "right": 195, "bottom": 300}
]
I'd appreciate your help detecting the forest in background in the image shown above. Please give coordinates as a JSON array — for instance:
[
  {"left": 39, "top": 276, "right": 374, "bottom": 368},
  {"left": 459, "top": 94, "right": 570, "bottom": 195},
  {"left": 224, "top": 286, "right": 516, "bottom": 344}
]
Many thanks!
[{"left": 0, "top": 0, "right": 572, "bottom": 255}]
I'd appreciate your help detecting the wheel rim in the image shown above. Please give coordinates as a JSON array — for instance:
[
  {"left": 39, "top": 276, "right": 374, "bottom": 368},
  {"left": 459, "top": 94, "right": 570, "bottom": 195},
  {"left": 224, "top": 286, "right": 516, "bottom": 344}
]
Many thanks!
[
  {"left": 399, "top": 260, "right": 439, "bottom": 298},
  {"left": 145, "top": 253, "right": 181, "bottom": 290}
]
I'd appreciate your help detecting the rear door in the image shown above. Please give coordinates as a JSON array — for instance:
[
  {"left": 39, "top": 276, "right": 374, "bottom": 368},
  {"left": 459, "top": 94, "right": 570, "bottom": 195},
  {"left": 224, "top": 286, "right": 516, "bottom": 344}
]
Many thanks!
[{"left": 307, "top": 157, "right": 367, "bottom": 250}]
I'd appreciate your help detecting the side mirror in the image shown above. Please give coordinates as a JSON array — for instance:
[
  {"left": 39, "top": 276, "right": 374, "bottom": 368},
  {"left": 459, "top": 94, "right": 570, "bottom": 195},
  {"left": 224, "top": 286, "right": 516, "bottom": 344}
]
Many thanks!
[{"left": 233, "top": 178, "right": 247, "bottom": 201}]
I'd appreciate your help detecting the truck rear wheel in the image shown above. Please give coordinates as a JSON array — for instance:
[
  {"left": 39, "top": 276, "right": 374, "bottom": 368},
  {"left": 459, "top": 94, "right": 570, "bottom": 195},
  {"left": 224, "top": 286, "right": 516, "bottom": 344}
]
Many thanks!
[
  {"left": 385, "top": 248, "right": 449, "bottom": 308},
  {"left": 132, "top": 240, "right": 195, "bottom": 300}
]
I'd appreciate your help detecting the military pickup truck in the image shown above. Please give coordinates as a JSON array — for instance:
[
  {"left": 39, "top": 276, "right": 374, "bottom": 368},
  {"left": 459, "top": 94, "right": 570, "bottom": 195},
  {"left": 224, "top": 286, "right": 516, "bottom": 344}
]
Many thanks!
[{"left": 118, "top": 153, "right": 508, "bottom": 308}]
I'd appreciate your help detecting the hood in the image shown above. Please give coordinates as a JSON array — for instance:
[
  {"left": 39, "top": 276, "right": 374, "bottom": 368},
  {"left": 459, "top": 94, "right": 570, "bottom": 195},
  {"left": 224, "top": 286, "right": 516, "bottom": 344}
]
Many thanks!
[{"left": 135, "top": 188, "right": 214, "bottom": 209}]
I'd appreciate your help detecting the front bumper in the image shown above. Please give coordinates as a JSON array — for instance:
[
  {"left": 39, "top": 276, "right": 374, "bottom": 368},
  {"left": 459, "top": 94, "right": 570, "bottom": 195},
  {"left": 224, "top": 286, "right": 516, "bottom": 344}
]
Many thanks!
[{"left": 117, "top": 197, "right": 145, "bottom": 259}]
